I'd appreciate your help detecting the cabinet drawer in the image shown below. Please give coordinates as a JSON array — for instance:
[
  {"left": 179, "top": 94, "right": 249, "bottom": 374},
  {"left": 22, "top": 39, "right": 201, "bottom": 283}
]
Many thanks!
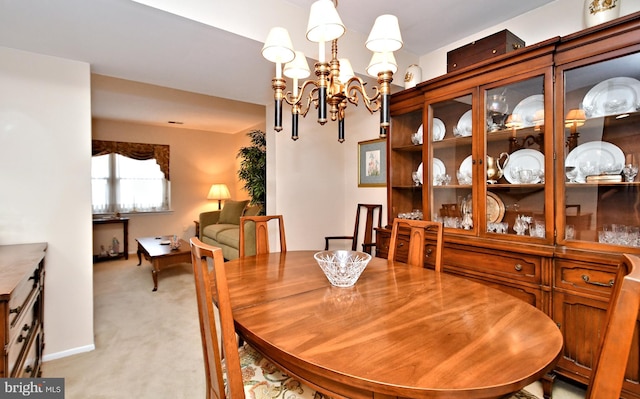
[
  {"left": 7, "top": 312, "right": 40, "bottom": 375},
  {"left": 16, "top": 327, "right": 42, "bottom": 378},
  {"left": 445, "top": 246, "right": 541, "bottom": 284},
  {"left": 386, "top": 235, "right": 440, "bottom": 268},
  {"left": 8, "top": 266, "right": 40, "bottom": 330},
  {"left": 555, "top": 259, "right": 616, "bottom": 296}
]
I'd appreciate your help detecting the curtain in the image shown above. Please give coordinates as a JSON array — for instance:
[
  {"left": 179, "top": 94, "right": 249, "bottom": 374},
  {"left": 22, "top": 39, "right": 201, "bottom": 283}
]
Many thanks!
[{"left": 92, "top": 140, "right": 170, "bottom": 180}]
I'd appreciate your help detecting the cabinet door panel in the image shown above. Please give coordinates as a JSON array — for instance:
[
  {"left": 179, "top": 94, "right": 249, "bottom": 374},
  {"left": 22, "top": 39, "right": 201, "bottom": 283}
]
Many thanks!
[
  {"left": 553, "top": 290, "right": 640, "bottom": 393},
  {"left": 558, "top": 51, "right": 640, "bottom": 248}
]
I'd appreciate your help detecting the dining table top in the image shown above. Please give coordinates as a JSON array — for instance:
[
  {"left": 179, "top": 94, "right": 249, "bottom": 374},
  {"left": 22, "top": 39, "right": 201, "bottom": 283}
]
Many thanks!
[{"left": 224, "top": 250, "right": 563, "bottom": 399}]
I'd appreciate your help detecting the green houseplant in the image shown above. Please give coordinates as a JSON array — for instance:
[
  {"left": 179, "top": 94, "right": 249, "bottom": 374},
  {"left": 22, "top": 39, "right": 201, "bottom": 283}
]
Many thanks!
[{"left": 237, "top": 129, "right": 266, "bottom": 210}]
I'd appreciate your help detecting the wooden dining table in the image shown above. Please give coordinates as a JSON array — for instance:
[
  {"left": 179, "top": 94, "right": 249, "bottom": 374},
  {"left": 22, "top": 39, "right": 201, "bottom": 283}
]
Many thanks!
[{"left": 224, "top": 251, "right": 563, "bottom": 399}]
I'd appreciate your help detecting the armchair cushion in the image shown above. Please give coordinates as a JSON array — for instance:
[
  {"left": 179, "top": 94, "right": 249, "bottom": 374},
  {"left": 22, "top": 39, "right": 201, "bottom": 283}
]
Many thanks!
[{"left": 218, "top": 200, "right": 250, "bottom": 225}]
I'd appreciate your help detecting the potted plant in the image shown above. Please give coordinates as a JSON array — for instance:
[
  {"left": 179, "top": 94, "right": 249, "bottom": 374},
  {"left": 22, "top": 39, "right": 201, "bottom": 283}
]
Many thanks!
[{"left": 237, "top": 129, "right": 266, "bottom": 211}]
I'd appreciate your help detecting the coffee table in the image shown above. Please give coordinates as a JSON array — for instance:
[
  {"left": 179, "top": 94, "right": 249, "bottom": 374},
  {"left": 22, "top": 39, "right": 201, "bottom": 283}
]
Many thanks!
[{"left": 136, "top": 236, "right": 191, "bottom": 291}]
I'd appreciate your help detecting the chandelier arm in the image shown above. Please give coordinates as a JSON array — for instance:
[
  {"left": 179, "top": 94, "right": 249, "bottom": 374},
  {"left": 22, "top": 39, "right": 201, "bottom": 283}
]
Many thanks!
[
  {"left": 300, "top": 87, "right": 318, "bottom": 118},
  {"left": 344, "top": 77, "right": 382, "bottom": 113},
  {"left": 284, "top": 79, "right": 318, "bottom": 107}
]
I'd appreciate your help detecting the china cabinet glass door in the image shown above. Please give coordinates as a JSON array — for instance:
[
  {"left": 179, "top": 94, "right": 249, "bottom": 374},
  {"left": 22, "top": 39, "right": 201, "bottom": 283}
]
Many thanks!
[
  {"left": 389, "top": 107, "right": 423, "bottom": 220},
  {"left": 429, "top": 93, "right": 475, "bottom": 232},
  {"left": 559, "top": 51, "right": 640, "bottom": 247},
  {"left": 481, "top": 75, "right": 551, "bottom": 241}
]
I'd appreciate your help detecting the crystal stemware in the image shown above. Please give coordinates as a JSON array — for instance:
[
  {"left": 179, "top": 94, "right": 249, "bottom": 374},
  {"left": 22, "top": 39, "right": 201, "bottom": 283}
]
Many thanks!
[
  {"left": 411, "top": 171, "right": 421, "bottom": 186},
  {"left": 623, "top": 164, "right": 638, "bottom": 182},
  {"left": 565, "top": 166, "right": 578, "bottom": 183}
]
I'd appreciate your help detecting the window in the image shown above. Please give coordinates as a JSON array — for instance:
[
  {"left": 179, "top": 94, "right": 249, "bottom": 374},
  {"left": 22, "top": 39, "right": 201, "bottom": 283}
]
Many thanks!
[{"left": 91, "top": 140, "right": 171, "bottom": 214}]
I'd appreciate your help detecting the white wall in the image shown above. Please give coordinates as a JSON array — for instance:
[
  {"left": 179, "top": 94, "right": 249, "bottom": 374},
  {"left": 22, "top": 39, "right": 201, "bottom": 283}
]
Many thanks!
[
  {"left": 267, "top": 77, "right": 387, "bottom": 251},
  {"left": 419, "top": 0, "right": 640, "bottom": 81},
  {"left": 0, "top": 47, "right": 94, "bottom": 359}
]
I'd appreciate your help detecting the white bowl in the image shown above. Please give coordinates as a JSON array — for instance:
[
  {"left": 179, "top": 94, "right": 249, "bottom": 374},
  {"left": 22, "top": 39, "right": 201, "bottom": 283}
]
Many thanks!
[{"left": 314, "top": 250, "right": 371, "bottom": 288}]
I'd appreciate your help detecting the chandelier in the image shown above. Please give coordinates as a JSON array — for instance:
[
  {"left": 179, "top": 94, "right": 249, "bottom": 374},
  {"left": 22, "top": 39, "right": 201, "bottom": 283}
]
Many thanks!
[{"left": 261, "top": 0, "right": 403, "bottom": 142}]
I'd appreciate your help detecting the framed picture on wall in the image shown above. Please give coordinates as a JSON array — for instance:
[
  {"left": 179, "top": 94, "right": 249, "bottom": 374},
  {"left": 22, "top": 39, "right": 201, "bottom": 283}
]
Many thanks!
[{"left": 358, "top": 138, "right": 387, "bottom": 187}]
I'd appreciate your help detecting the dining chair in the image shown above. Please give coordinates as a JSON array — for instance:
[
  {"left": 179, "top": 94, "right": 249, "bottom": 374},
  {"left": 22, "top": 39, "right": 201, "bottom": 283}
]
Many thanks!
[
  {"left": 585, "top": 253, "right": 640, "bottom": 399},
  {"left": 324, "top": 204, "right": 382, "bottom": 254},
  {"left": 190, "top": 237, "right": 330, "bottom": 399},
  {"left": 239, "top": 215, "right": 286, "bottom": 257},
  {"left": 388, "top": 218, "right": 444, "bottom": 271}
]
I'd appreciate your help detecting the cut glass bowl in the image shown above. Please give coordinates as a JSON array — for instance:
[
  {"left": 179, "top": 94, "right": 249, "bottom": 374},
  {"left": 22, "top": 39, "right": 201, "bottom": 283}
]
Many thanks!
[{"left": 314, "top": 250, "right": 372, "bottom": 288}]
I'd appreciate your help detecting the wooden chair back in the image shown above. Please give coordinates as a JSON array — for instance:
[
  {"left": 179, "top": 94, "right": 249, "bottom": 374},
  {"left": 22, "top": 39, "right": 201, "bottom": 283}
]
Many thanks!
[
  {"left": 239, "top": 215, "right": 286, "bottom": 257},
  {"left": 190, "top": 237, "right": 245, "bottom": 399},
  {"left": 388, "top": 218, "right": 444, "bottom": 271},
  {"left": 586, "top": 253, "right": 640, "bottom": 399},
  {"left": 324, "top": 204, "right": 382, "bottom": 254}
]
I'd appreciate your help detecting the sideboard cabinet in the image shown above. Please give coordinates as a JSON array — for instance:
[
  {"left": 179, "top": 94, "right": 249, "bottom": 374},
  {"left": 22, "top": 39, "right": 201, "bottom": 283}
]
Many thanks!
[
  {"left": 383, "top": 12, "right": 640, "bottom": 397},
  {"left": 0, "top": 243, "right": 46, "bottom": 378}
]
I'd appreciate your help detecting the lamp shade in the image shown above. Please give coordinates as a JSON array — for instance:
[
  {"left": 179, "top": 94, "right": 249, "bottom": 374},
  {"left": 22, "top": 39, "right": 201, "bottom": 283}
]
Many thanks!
[
  {"left": 338, "top": 58, "right": 354, "bottom": 83},
  {"left": 366, "top": 15, "right": 403, "bottom": 53},
  {"left": 284, "top": 51, "right": 311, "bottom": 79},
  {"left": 505, "top": 114, "right": 523, "bottom": 129},
  {"left": 262, "top": 27, "right": 295, "bottom": 64},
  {"left": 565, "top": 108, "right": 586, "bottom": 128},
  {"left": 366, "top": 52, "right": 398, "bottom": 77},
  {"left": 306, "top": 0, "right": 345, "bottom": 43},
  {"left": 207, "top": 184, "right": 231, "bottom": 201}
]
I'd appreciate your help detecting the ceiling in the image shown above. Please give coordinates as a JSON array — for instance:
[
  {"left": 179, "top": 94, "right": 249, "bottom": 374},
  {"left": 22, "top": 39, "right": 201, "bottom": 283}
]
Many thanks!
[{"left": 0, "top": 0, "right": 556, "bottom": 134}]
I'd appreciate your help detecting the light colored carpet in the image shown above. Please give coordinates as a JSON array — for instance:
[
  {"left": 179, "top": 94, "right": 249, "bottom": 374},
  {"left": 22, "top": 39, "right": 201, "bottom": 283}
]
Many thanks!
[
  {"left": 43, "top": 258, "right": 204, "bottom": 398},
  {"left": 42, "top": 257, "right": 587, "bottom": 398}
]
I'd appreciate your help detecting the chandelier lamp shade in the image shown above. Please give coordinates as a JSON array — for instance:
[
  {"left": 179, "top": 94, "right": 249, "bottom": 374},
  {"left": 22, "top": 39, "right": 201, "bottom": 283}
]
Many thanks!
[
  {"left": 261, "top": 0, "right": 403, "bottom": 142},
  {"left": 207, "top": 183, "right": 231, "bottom": 210}
]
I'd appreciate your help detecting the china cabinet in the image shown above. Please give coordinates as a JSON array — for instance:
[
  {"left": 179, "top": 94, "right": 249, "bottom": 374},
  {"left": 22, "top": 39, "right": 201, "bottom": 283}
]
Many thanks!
[{"left": 380, "top": 11, "right": 640, "bottom": 397}]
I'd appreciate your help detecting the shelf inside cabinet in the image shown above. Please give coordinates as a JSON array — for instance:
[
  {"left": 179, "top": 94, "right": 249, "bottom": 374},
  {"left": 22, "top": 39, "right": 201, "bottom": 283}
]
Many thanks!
[
  {"left": 566, "top": 181, "right": 637, "bottom": 187},
  {"left": 392, "top": 144, "right": 422, "bottom": 152}
]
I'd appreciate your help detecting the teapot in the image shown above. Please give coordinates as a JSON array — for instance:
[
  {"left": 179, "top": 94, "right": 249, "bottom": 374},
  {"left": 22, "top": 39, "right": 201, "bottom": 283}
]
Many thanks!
[{"left": 486, "top": 152, "right": 510, "bottom": 184}]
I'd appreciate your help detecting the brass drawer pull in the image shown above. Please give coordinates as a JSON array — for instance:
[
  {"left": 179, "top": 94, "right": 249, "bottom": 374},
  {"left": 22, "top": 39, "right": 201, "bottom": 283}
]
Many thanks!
[
  {"left": 17, "top": 324, "right": 31, "bottom": 343},
  {"left": 514, "top": 264, "right": 523, "bottom": 271},
  {"left": 582, "top": 274, "right": 614, "bottom": 287},
  {"left": 9, "top": 305, "right": 22, "bottom": 315}
]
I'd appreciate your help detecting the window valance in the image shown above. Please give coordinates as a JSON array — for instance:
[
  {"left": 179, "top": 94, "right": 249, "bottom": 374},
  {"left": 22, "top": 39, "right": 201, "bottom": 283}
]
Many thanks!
[{"left": 92, "top": 140, "right": 170, "bottom": 180}]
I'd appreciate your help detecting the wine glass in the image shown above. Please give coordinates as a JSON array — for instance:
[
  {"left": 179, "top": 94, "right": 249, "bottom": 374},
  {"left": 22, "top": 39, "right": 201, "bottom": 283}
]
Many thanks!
[
  {"left": 623, "top": 164, "right": 638, "bottom": 182},
  {"left": 565, "top": 166, "right": 578, "bottom": 183},
  {"left": 411, "top": 171, "right": 421, "bottom": 186}
]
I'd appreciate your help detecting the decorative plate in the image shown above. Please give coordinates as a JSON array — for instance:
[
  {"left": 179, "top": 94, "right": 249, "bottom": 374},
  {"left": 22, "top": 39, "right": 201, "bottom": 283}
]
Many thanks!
[
  {"left": 565, "top": 141, "right": 624, "bottom": 182},
  {"left": 417, "top": 162, "right": 423, "bottom": 185},
  {"left": 432, "top": 118, "right": 445, "bottom": 141},
  {"left": 458, "top": 155, "right": 473, "bottom": 176},
  {"left": 453, "top": 110, "right": 472, "bottom": 137},
  {"left": 461, "top": 191, "right": 505, "bottom": 223},
  {"left": 486, "top": 192, "right": 505, "bottom": 223},
  {"left": 503, "top": 149, "right": 545, "bottom": 184},
  {"left": 511, "top": 94, "right": 544, "bottom": 128},
  {"left": 433, "top": 158, "right": 445, "bottom": 184},
  {"left": 582, "top": 77, "right": 640, "bottom": 118}
]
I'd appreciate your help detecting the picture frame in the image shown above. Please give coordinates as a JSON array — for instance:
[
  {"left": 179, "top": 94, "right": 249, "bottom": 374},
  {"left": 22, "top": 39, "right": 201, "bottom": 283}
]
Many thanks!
[{"left": 358, "top": 138, "right": 387, "bottom": 187}]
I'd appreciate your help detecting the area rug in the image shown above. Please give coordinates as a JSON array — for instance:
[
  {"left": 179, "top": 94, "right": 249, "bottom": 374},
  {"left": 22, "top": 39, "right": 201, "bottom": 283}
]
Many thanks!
[{"left": 511, "top": 389, "right": 539, "bottom": 399}]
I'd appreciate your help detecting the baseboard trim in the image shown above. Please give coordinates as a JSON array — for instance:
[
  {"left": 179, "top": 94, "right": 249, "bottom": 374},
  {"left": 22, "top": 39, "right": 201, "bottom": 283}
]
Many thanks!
[{"left": 43, "top": 344, "right": 96, "bottom": 362}]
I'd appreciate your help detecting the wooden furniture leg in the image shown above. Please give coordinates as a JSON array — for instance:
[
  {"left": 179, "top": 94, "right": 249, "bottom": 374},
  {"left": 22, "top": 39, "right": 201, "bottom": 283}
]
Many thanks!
[{"left": 542, "top": 372, "right": 556, "bottom": 399}]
